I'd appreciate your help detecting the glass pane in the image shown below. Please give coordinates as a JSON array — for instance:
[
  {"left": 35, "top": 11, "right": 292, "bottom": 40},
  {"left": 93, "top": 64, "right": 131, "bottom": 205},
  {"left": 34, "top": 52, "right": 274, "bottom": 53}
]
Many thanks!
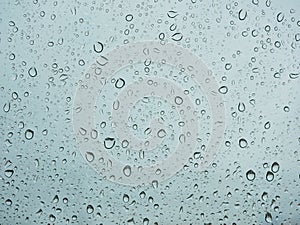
[{"left": 1, "top": 0, "right": 299, "bottom": 224}]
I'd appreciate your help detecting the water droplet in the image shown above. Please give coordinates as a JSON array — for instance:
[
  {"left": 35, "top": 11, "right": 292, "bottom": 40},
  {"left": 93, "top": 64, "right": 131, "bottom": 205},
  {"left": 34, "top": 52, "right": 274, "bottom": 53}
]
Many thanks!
[
  {"left": 218, "top": 86, "right": 228, "bottom": 94},
  {"left": 289, "top": 72, "right": 299, "bottom": 79},
  {"left": 139, "top": 191, "right": 146, "bottom": 198},
  {"left": 122, "top": 140, "right": 129, "bottom": 148},
  {"left": 86, "top": 205, "right": 94, "bottom": 214},
  {"left": 113, "top": 100, "right": 120, "bottom": 110},
  {"left": 157, "top": 129, "right": 167, "bottom": 138},
  {"left": 179, "top": 134, "right": 186, "bottom": 144},
  {"left": 93, "top": 41, "right": 103, "bottom": 53},
  {"left": 239, "top": 138, "right": 248, "bottom": 148},
  {"left": 123, "top": 194, "right": 129, "bottom": 203},
  {"left": 25, "top": 129, "right": 34, "bottom": 140},
  {"left": 5, "top": 199, "right": 12, "bottom": 206},
  {"left": 171, "top": 32, "right": 183, "bottom": 41},
  {"left": 265, "top": 212, "right": 273, "bottom": 223},
  {"left": 170, "top": 23, "right": 177, "bottom": 31},
  {"left": 115, "top": 78, "right": 125, "bottom": 89},
  {"left": 125, "top": 14, "right": 133, "bottom": 22},
  {"left": 90, "top": 129, "right": 98, "bottom": 139},
  {"left": 51, "top": 195, "right": 59, "bottom": 204},
  {"left": 246, "top": 169, "right": 255, "bottom": 181},
  {"left": 237, "top": 102, "right": 245, "bottom": 112},
  {"left": 104, "top": 137, "right": 115, "bottom": 149},
  {"left": 143, "top": 218, "right": 150, "bottom": 225},
  {"left": 167, "top": 10, "right": 178, "bottom": 18},
  {"left": 159, "top": 32, "right": 165, "bottom": 40},
  {"left": 225, "top": 63, "right": 232, "bottom": 70},
  {"left": 9, "top": 53, "right": 15, "bottom": 60},
  {"left": 261, "top": 192, "right": 268, "bottom": 201},
  {"left": 266, "top": 171, "right": 274, "bottom": 182},
  {"left": 276, "top": 12, "right": 284, "bottom": 22},
  {"left": 238, "top": 9, "right": 247, "bottom": 20},
  {"left": 78, "top": 59, "right": 85, "bottom": 66},
  {"left": 28, "top": 67, "right": 38, "bottom": 77},
  {"left": 152, "top": 180, "right": 158, "bottom": 189},
  {"left": 271, "top": 162, "right": 279, "bottom": 173},
  {"left": 264, "top": 121, "right": 271, "bottom": 129},
  {"left": 174, "top": 96, "right": 183, "bottom": 105},
  {"left": 79, "top": 127, "right": 87, "bottom": 135},
  {"left": 4, "top": 169, "right": 14, "bottom": 178},
  {"left": 49, "top": 214, "right": 56, "bottom": 222},
  {"left": 123, "top": 165, "right": 132, "bottom": 177},
  {"left": 85, "top": 152, "right": 95, "bottom": 162},
  {"left": 3, "top": 102, "right": 10, "bottom": 113}
]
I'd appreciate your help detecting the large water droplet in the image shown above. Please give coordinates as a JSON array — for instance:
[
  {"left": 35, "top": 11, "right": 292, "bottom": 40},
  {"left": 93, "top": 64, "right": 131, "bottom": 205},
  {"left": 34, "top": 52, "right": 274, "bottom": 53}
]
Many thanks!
[
  {"left": 271, "top": 162, "right": 279, "bottom": 173},
  {"left": 266, "top": 171, "right": 274, "bottom": 182},
  {"left": 104, "top": 137, "right": 115, "bottom": 149},
  {"left": 4, "top": 169, "right": 14, "bottom": 178},
  {"left": 239, "top": 138, "right": 248, "bottom": 148},
  {"left": 25, "top": 129, "right": 34, "bottom": 140},
  {"left": 218, "top": 86, "right": 228, "bottom": 94},
  {"left": 265, "top": 212, "right": 273, "bottom": 223},
  {"left": 174, "top": 96, "right": 183, "bottom": 105},
  {"left": 246, "top": 169, "right": 255, "bottom": 181},
  {"left": 28, "top": 67, "right": 38, "bottom": 77},
  {"left": 86, "top": 205, "right": 94, "bottom": 214}
]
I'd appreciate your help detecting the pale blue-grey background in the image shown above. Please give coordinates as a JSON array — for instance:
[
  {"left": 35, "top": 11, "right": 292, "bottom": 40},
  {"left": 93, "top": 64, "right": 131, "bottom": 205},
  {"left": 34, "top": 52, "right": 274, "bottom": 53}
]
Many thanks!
[{"left": 0, "top": 0, "right": 299, "bottom": 224}]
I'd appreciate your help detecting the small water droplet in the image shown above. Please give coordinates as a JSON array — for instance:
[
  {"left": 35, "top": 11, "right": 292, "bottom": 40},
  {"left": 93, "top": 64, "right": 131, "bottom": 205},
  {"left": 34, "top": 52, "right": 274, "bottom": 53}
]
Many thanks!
[
  {"left": 157, "top": 129, "right": 167, "bottom": 138},
  {"left": 52, "top": 195, "right": 59, "bottom": 203},
  {"left": 264, "top": 121, "right": 271, "bottom": 129},
  {"left": 28, "top": 67, "right": 38, "bottom": 77},
  {"left": 93, "top": 41, "right": 103, "bottom": 53},
  {"left": 225, "top": 63, "right": 232, "bottom": 70},
  {"left": 238, "top": 102, "right": 245, "bottom": 112},
  {"left": 174, "top": 96, "right": 183, "bottom": 105},
  {"left": 152, "top": 180, "right": 158, "bottom": 189},
  {"left": 85, "top": 152, "right": 95, "bottom": 162},
  {"left": 139, "top": 191, "right": 146, "bottom": 198},
  {"left": 3, "top": 102, "right": 10, "bottom": 113},
  {"left": 123, "top": 165, "right": 132, "bottom": 177},
  {"left": 261, "top": 192, "right": 268, "bottom": 201},
  {"left": 123, "top": 194, "right": 129, "bottom": 203}
]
